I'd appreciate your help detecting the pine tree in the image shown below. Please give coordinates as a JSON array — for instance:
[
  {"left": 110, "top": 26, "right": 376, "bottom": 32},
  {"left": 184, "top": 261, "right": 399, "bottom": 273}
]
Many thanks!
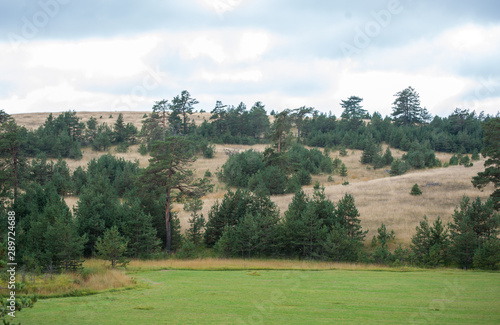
[
  {"left": 0, "top": 118, "right": 27, "bottom": 203},
  {"left": 139, "top": 137, "right": 212, "bottom": 252},
  {"left": 339, "top": 163, "right": 348, "bottom": 178},
  {"left": 335, "top": 194, "right": 367, "bottom": 241},
  {"left": 410, "top": 184, "right": 422, "bottom": 196},
  {"left": 448, "top": 196, "right": 500, "bottom": 269},
  {"left": 472, "top": 117, "right": 500, "bottom": 210},
  {"left": 95, "top": 226, "right": 129, "bottom": 268},
  {"left": 113, "top": 113, "right": 126, "bottom": 143},
  {"left": 410, "top": 216, "right": 448, "bottom": 266},
  {"left": 120, "top": 199, "right": 161, "bottom": 258},
  {"left": 170, "top": 90, "right": 198, "bottom": 135},
  {"left": 184, "top": 197, "right": 205, "bottom": 246},
  {"left": 391, "top": 86, "right": 425, "bottom": 126}
]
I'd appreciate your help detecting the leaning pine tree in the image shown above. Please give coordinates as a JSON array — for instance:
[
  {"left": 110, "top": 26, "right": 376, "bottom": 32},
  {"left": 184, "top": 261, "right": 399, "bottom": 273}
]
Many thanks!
[{"left": 139, "top": 137, "right": 212, "bottom": 252}]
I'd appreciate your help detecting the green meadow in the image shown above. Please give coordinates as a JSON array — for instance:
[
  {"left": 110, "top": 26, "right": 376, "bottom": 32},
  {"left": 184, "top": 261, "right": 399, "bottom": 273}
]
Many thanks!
[{"left": 13, "top": 268, "right": 500, "bottom": 324}]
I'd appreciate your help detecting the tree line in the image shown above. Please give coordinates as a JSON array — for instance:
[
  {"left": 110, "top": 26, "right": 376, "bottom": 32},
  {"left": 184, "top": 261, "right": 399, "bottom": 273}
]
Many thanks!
[{"left": 0, "top": 88, "right": 499, "bottom": 272}]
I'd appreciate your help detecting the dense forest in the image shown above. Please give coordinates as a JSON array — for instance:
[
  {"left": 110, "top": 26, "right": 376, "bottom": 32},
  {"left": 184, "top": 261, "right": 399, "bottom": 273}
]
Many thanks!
[{"left": 0, "top": 87, "right": 499, "bottom": 275}]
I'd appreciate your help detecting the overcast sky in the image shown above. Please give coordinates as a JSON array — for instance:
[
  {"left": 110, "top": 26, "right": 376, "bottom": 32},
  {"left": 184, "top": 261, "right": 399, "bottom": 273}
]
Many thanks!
[{"left": 1, "top": 0, "right": 499, "bottom": 117}]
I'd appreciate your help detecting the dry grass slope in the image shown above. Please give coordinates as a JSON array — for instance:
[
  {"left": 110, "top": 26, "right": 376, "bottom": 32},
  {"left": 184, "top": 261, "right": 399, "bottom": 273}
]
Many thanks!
[{"left": 12, "top": 112, "right": 492, "bottom": 246}]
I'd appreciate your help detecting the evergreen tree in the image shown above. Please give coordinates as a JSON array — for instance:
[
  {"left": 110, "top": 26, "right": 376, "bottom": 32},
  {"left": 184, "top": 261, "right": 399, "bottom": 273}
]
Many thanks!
[
  {"left": 171, "top": 90, "right": 198, "bottom": 135},
  {"left": 448, "top": 196, "right": 500, "bottom": 269},
  {"left": 391, "top": 86, "right": 424, "bottom": 126},
  {"left": 184, "top": 197, "right": 206, "bottom": 246},
  {"left": 95, "top": 226, "right": 129, "bottom": 268},
  {"left": 119, "top": 199, "right": 161, "bottom": 258},
  {"left": 339, "top": 163, "right": 348, "bottom": 178},
  {"left": 410, "top": 184, "right": 422, "bottom": 196},
  {"left": 138, "top": 137, "right": 212, "bottom": 252},
  {"left": 113, "top": 113, "right": 125, "bottom": 143},
  {"left": 0, "top": 118, "right": 27, "bottom": 203},
  {"left": 360, "top": 139, "right": 380, "bottom": 165},
  {"left": 292, "top": 106, "right": 314, "bottom": 143},
  {"left": 45, "top": 206, "right": 87, "bottom": 271},
  {"left": 472, "top": 117, "right": 500, "bottom": 210},
  {"left": 75, "top": 177, "right": 120, "bottom": 256},
  {"left": 270, "top": 110, "right": 293, "bottom": 153},
  {"left": 335, "top": 194, "right": 367, "bottom": 242},
  {"left": 410, "top": 216, "right": 448, "bottom": 267}
]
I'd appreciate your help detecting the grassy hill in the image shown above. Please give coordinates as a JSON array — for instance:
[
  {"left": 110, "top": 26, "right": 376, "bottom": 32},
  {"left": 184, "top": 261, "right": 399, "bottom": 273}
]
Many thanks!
[{"left": 12, "top": 111, "right": 492, "bottom": 246}]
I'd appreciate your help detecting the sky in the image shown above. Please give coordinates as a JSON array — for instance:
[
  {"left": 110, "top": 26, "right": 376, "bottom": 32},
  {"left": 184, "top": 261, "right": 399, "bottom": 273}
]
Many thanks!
[{"left": 1, "top": 0, "right": 500, "bottom": 118}]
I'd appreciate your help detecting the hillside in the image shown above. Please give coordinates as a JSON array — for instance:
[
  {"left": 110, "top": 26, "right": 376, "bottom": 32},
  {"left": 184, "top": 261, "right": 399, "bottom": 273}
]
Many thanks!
[{"left": 12, "top": 111, "right": 491, "bottom": 246}]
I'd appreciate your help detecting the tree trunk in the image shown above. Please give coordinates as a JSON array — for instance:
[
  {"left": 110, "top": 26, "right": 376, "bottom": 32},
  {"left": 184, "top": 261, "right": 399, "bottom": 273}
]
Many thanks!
[
  {"left": 13, "top": 146, "right": 18, "bottom": 202},
  {"left": 165, "top": 187, "right": 172, "bottom": 253}
]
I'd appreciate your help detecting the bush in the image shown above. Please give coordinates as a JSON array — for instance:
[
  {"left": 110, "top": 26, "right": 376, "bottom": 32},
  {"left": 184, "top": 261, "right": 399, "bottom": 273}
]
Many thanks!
[
  {"left": 220, "top": 150, "right": 265, "bottom": 187},
  {"left": 390, "top": 159, "right": 409, "bottom": 176},
  {"left": 115, "top": 142, "right": 128, "bottom": 153},
  {"left": 138, "top": 143, "right": 148, "bottom": 155},
  {"left": 473, "top": 238, "right": 500, "bottom": 270},
  {"left": 204, "top": 170, "right": 212, "bottom": 178}
]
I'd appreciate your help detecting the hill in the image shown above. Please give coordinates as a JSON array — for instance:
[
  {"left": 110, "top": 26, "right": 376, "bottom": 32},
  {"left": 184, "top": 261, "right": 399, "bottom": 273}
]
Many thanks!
[{"left": 11, "top": 111, "right": 491, "bottom": 246}]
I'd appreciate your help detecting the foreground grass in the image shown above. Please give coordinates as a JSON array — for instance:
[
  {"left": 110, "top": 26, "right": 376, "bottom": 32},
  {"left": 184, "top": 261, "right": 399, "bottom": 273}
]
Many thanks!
[
  {"left": 0, "top": 261, "right": 133, "bottom": 298},
  {"left": 13, "top": 267, "right": 500, "bottom": 324}
]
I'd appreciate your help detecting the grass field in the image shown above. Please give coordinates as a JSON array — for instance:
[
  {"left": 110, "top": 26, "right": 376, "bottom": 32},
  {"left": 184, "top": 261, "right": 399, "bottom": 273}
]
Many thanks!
[{"left": 12, "top": 266, "right": 500, "bottom": 324}]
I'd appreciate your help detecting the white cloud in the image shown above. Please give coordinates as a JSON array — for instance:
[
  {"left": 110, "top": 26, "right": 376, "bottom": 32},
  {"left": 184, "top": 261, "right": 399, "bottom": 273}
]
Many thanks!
[
  {"left": 238, "top": 31, "right": 269, "bottom": 61},
  {"left": 200, "top": 0, "right": 244, "bottom": 15},
  {"left": 25, "top": 35, "right": 160, "bottom": 78}
]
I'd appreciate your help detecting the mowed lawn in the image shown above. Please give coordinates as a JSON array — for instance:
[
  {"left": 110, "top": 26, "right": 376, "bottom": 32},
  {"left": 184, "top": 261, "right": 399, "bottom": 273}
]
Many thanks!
[{"left": 14, "top": 269, "right": 500, "bottom": 324}]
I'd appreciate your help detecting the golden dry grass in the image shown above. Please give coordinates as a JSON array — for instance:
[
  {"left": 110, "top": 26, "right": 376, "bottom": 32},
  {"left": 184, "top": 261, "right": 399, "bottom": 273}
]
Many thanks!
[
  {"left": 126, "top": 257, "right": 416, "bottom": 272},
  {"left": 13, "top": 112, "right": 492, "bottom": 246},
  {"left": 0, "top": 261, "right": 133, "bottom": 297}
]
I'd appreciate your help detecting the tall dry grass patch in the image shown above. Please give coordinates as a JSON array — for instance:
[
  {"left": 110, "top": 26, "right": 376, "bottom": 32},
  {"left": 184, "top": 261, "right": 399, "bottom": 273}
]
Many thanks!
[
  {"left": 0, "top": 261, "right": 134, "bottom": 297},
  {"left": 126, "top": 258, "right": 414, "bottom": 272}
]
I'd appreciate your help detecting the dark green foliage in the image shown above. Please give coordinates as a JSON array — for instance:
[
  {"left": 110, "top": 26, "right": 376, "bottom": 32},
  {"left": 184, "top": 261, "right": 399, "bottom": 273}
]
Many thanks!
[
  {"left": 24, "top": 111, "right": 84, "bottom": 159},
  {"left": 339, "top": 146, "right": 348, "bottom": 156},
  {"left": 449, "top": 154, "right": 460, "bottom": 166},
  {"left": 138, "top": 137, "right": 212, "bottom": 252},
  {"left": 410, "top": 184, "right": 422, "bottom": 196},
  {"left": 220, "top": 150, "right": 265, "bottom": 187},
  {"left": 85, "top": 154, "right": 141, "bottom": 197},
  {"left": 184, "top": 198, "right": 205, "bottom": 247},
  {"left": 372, "top": 223, "right": 396, "bottom": 264},
  {"left": 391, "top": 87, "right": 430, "bottom": 125},
  {"left": 340, "top": 96, "right": 367, "bottom": 121},
  {"left": 472, "top": 117, "right": 500, "bottom": 210},
  {"left": 138, "top": 143, "right": 148, "bottom": 155},
  {"left": 339, "top": 163, "right": 348, "bottom": 177},
  {"left": 248, "top": 165, "right": 288, "bottom": 195},
  {"left": 410, "top": 216, "right": 449, "bottom": 267},
  {"left": 200, "top": 141, "right": 215, "bottom": 158},
  {"left": 390, "top": 159, "right": 409, "bottom": 176},
  {"left": 75, "top": 177, "right": 120, "bottom": 256},
  {"left": 92, "top": 123, "right": 112, "bottom": 151},
  {"left": 448, "top": 196, "right": 500, "bottom": 269},
  {"left": 13, "top": 183, "right": 86, "bottom": 271},
  {"left": 119, "top": 199, "right": 161, "bottom": 258},
  {"left": 95, "top": 226, "right": 129, "bottom": 268},
  {"left": 360, "top": 139, "right": 380, "bottom": 165},
  {"left": 403, "top": 141, "right": 441, "bottom": 169},
  {"left": 471, "top": 149, "right": 480, "bottom": 161},
  {"left": 0, "top": 119, "right": 27, "bottom": 203}
]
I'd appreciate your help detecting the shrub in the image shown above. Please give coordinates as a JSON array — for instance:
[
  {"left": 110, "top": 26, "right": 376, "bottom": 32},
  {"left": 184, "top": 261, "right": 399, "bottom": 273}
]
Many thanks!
[
  {"left": 138, "top": 143, "right": 148, "bottom": 155},
  {"left": 204, "top": 170, "right": 212, "bottom": 178},
  {"left": 220, "top": 150, "right": 265, "bottom": 187},
  {"left": 390, "top": 159, "right": 409, "bottom": 176}
]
